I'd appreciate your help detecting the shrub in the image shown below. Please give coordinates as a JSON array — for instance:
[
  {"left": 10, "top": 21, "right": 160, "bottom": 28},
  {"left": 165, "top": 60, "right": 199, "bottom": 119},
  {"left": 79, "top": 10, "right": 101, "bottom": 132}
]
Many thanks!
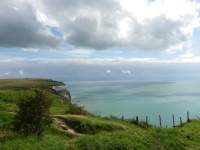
[{"left": 13, "top": 89, "right": 52, "bottom": 136}]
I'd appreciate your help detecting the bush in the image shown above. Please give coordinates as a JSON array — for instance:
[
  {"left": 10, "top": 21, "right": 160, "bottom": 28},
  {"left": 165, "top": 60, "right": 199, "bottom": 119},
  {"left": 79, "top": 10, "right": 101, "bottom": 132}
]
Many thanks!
[{"left": 13, "top": 89, "right": 52, "bottom": 136}]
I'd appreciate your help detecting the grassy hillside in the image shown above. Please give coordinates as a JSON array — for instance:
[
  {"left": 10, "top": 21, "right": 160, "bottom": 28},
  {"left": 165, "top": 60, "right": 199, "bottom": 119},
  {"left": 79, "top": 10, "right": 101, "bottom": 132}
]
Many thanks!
[
  {"left": 0, "top": 79, "right": 200, "bottom": 150},
  {"left": 0, "top": 79, "right": 64, "bottom": 89}
]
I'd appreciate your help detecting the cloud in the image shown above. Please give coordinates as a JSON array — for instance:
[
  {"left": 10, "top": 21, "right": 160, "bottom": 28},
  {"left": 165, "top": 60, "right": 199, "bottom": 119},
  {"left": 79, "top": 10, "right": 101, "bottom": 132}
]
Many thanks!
[
  {"left": 40, "top": 0, "right": 200, "bottom": 51},
  {"left": 0, "top": 0, "right": 199, "bottom": 51},
  {"left": 66, "top": 49, "right": 94, "bottom": 58},
  {"left": 0, "top": 0, "right": 61, "bottom": 49},
  {"left": 121, "top": 70, "right": 132, "bottom": 75},
  {"left": 4, "top": 72, "right": 10, "bottom": 75},
  {"left": 106, "top": 69, "right": 112, "bottom": 73},
  {"left": 0, "top": 72, "right": 11, "bottom": 77},
  {"left": 18, "top": 70, "right": 24, "bottom": 76},
  {"left": 41, "top": 0, "right": 121, "bottom": 50},
  {"left": 1, "top": 57, "right": 200, "bottom": 81}
]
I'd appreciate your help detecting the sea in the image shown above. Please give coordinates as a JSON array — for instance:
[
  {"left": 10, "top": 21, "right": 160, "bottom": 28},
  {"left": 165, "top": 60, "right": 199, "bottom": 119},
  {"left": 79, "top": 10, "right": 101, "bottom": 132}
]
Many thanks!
[{"left": 66, "top": 80, "right": 200, "bottom": 127}]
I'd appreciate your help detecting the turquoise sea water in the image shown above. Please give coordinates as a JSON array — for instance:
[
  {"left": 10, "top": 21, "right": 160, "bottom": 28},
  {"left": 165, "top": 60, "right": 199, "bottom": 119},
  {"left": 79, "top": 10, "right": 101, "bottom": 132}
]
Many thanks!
[{"left": 67, "top": 81, "right": 200, "bottom": 127}]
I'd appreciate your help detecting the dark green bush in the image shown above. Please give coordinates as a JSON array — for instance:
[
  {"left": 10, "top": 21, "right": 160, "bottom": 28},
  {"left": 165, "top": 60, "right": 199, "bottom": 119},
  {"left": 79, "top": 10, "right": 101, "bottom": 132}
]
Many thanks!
[{"left": 13, "top": 89, "right": 52, "bottom": 136}]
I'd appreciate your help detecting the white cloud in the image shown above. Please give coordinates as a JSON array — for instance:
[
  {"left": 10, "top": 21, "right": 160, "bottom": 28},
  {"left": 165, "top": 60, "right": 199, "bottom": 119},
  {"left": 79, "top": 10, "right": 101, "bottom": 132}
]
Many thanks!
[
  {"left": 67, "top": 49, "right": 94, "bottom": 58},
  {"left": 121, "top": 70, "right": 132, "bottom": 75},
  {"left": 180, "top": 51, "right": 195, "bottom": 58},
  {"left": 106, "top": 69, "right": 112, "bottom": 73},
  {"left": 4, "top": 72, "right": 10, "bottom": 75},
  {"left": 40, "top": 0, "right": 200, "bottom": 51},
  {"left": 18, "top": 70, "right": 24, "bottom": 76},
  {"left": 0, "top": 0, "right": 199, "bottom": 52},
  {"left": 0, "top": 72, "right": 11, "bottom": 77},
  {"left": 1, "top": 54, "right": 200, "bottom": 65}
]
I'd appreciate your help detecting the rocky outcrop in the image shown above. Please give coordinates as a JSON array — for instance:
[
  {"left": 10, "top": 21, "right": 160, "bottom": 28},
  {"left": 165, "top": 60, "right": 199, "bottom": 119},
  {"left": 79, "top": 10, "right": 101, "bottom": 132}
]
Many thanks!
[{"left": 52, "top": 85, "right": 71, "bottom": 103}]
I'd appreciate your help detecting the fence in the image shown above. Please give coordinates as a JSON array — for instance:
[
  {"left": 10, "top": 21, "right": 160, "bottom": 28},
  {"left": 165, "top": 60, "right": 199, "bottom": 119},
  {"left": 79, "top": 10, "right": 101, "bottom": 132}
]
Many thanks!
[{"left": 124, "top": 111, "right": 192, "bottom": 128}]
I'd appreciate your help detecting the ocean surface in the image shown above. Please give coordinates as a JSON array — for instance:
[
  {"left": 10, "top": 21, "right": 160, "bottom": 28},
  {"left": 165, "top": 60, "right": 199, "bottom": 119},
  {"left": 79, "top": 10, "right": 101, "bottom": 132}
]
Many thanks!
[{"left": 66, "top": 80, "right": 200, "bottom": 127}]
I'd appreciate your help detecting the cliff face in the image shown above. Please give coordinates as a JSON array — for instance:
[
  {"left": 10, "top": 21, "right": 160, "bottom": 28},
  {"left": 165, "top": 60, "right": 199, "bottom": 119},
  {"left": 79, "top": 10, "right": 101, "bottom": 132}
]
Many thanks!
[{"left": 52, "top": 85, "right": 71, "bottom": 103}]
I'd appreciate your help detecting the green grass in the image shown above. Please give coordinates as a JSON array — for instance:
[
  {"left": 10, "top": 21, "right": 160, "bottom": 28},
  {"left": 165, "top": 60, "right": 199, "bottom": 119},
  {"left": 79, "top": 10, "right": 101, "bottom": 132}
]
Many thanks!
[
  {"left": 0, "top": 89, "right": 86, "bottom": 116},
  {"left": 65, "top": 120, "right": 200, "bottom": 150},
  {"left": 66, "top": 131, "right": 148, "bottom": 150},
  {"left": 0, "top": 79, "right": 200, "bottom": 150},
  {"left": 0, "top": 78, "right": 64, "bottom": 89},
  {"left": 54, "top": 115, "right": 126, "bottom": 134},
  {"left": 1, "top": 114, "right": 200, "bottom": 150},
  {"left": 0, "top": 112, "right": 15, "bottom": 128},
  {"left": 0, "top": 130, "right": 69, "bottom": 150},
  {"left": 0, "top": 89, "right": 36, "bottom": 111}
]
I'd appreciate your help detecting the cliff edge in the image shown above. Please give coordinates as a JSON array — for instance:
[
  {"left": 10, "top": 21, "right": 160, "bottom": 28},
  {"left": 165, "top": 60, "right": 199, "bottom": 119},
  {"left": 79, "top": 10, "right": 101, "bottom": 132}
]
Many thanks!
[{"left": 52, "top": 85, "right": 71, "bottom": 103}]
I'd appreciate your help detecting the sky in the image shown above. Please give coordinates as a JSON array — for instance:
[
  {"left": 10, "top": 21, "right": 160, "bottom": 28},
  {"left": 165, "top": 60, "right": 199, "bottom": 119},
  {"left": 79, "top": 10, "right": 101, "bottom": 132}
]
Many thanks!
[{"left": 0, "top": 0, "right": 200, "bottom": 81}]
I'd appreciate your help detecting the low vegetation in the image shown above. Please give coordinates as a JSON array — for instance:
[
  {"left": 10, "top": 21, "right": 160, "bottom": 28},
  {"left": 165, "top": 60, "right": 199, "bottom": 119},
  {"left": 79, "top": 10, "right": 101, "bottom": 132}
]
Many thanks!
[
  {"left": 54, "top": 115, "right": 126, "bottom": 134},
  {"left": 0, "top": 79, "right": 200, "bottom": 150},
  {"left": 0, "top": 78, "right": 64, "bottom": 89},
  {"left": 14, "top": 89, "right": 51, "bottom": 136}
]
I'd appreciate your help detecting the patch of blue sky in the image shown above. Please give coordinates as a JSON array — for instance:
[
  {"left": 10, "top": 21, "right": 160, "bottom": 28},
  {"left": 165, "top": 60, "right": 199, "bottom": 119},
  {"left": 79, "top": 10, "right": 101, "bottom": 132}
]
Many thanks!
[{"left": 48, "top": 26, "right": 64, "bottom": 38}]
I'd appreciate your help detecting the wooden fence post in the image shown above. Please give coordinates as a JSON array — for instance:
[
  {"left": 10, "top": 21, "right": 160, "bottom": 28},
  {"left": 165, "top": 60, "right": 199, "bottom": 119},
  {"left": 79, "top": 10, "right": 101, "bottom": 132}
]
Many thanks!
[
  {"left": 159, "top": 115, "right": 162, "bottom": 128},
  {"left": 136, "top": 116, "right": 139, "bottom": 125},
  {"left": 173, "top": 114, "right": 175, "bottom": 128},
  {"left": 179, "top": 117, "right": 182, "bottom": 127},
  {"left": 121, "top": 115, "right": 124, "bottom": 121},
  {"left": 187, "top": 112, "right": 190, "bottom": 122},
  {"left": 146, "top": 116, "right": 148, "bottom": 128}
]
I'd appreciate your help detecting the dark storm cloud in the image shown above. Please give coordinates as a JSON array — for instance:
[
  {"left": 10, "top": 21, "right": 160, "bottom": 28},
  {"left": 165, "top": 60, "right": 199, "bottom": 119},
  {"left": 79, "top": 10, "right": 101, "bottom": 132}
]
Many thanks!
[{"left": 0, "top": 0, "right": 60, "bottom": 49}]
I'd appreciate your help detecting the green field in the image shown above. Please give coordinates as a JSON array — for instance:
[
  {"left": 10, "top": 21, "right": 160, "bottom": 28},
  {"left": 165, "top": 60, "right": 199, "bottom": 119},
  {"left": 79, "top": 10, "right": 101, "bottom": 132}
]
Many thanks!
[{"left": 0, "top": 79, "right": 200, "bottom": 150}]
